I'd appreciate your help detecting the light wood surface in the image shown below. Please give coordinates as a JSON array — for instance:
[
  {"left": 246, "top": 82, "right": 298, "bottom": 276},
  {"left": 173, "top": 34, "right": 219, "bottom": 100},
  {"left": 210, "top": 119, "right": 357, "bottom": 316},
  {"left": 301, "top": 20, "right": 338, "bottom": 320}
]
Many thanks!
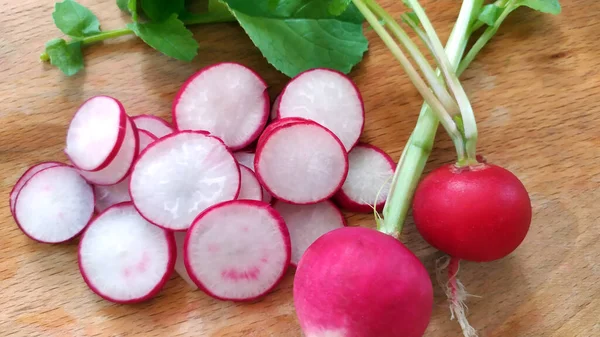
[{"left": 1, "top": 0, "right": 598, "bottom": 336}]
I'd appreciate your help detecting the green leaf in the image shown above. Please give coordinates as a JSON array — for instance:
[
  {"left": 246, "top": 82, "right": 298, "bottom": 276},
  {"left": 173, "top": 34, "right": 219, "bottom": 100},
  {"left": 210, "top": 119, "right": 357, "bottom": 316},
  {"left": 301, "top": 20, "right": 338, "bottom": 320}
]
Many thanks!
[
  {"left": 223, "top": 0, "right": 368, "bottom": 77},
  {"left": 44, "top": 38, "right": 84, "bottom": 76},
  {"left": 128, "top": 0, "right": 139, "bottom": 21},
  {"left": 478, "top": 4, "right": 502, "bottom": 26},
  {"left": 52, "top": 0, "right": 101, "bottom": 38},
  {"left": 328, "top": 0, "right": 352, "bottom": 16},
  {"left": 141, "top": 0, "right": 185, "bottom": 22},
  {"left": 209, "top": 0, "right": 231, "bottom": 14},
  {"left": 402, "top": 11, "right": 420, "bottom": 26},
  {"left": 127, "top": 14, "right": 198, "bottom": 61},
  {"left": 513, "top": 0, "right": 561, "bottom": 14},
  {"left": 117, "top": 0, "right": 129, "bottom": 11}
]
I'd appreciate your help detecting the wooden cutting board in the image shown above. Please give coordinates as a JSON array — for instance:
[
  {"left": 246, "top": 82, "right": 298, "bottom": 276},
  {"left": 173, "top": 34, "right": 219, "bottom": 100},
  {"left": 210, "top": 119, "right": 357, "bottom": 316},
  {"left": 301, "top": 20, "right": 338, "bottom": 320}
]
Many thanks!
[{"left": 1, "top": 0, "right": 598, "bottom": 336}]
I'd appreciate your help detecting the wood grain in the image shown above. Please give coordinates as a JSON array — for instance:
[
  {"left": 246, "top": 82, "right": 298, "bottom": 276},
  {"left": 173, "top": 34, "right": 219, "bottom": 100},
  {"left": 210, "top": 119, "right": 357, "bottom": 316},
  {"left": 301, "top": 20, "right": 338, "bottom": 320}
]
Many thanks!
[{"left": 1, "top": 0, "right": 598, "bottom": 336}]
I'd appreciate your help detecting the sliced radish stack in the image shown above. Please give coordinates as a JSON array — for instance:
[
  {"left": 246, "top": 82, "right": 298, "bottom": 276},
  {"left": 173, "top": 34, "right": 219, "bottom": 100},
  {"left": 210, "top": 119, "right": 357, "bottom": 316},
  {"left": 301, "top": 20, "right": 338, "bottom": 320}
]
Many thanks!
[
  {"left": 65, "top": 96, "right": 127, "bottom": 171},
  {"left": 130, "top": 131, "right": 240, "bottom": 231},
  {"left": 255, "top": 120, "right": 348, "bottom": 204},
  {"left": 9, "top": 161, "right": 64, "bottom": 216},
  {"left": 184, "top": 200, "right": 290, "bottom": 301},
  {"left": 78, "top": 202, "right": 175, "bottom": 303},
  {"left": 14, "top": 165, "right": 94, "bottom": 243},
  {"left": 132, "top": 114, "right": 173, "bottom": 138},
  {"left": 277, "top": 68, "right": 364, "bottom": 151},
  {"left": 238, "top": 165, "right": 263, "bottom": 201},
  {"left": 173, "top": 62, "right": 270, "bottom": 150},
  {"left": 334, "top": 144, "right": 396, "bottom": 213},
  {"left": 173, "top": 231, "right": 197, "bottom": 288},
  {"left": 273, "top": 200, "right": 346, "bottom": 266},
  {"left": 233, "top": 151, "right": 272, "bottom": 203}
]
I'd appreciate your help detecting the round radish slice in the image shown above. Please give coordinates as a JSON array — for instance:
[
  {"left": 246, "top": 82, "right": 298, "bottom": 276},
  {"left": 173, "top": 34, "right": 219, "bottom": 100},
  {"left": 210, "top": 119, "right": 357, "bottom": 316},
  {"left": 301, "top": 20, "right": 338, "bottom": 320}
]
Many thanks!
[
  {"left": 79, "top": 117, "right": 139, "bottom": 186},
  {"left": 334, "top": 144, "right": 396, "bottom": 213},
  {"left": 9, "top": 161, "right": 64, "bottom": 216},
  {"left": 65, "top": 96, "right": 127, "bottom": 171},
  {"left": 172, "top": 62, "right": 269, "bottom": 150},
  {"left": 278, "top": 68, "right": 364, "bottom": 151},
  {"left": 255, "top": 121, "right": 348, "bottom": 204},
  {"left": 173, "top": 231, "right": 197, "bottom": 288},
  {"left": 130, "top": 131, "right": 240, "bottom": 231},
  {"left": 273, "top": 200, "right": 346, "bottom": 266},
  {"left": 132, "top": 115, "right": 173, "bottom": 138},
  {"left": 184, "top": 200, "right": 290, "bottom": 301},
  {"left": 270, "top": 94, "right": 281, "bottom": 121},
  {"left": 78, "top": 202, "right": 175, "bottom": 303},
  {"left": 238, "top": 166, "right": 263, "bottom": 201},
  {"left": 14, "top": 166, "right": 94, "bottom": 243},
  {"left": 234, "top": 151, "right": 255, "bottom": 170}
]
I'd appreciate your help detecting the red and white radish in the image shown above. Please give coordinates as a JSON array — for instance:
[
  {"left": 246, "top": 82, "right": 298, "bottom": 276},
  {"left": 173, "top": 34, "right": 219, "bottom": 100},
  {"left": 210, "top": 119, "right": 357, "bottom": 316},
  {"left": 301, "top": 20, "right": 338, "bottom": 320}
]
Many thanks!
[
  {"left": 233, "top": 151, "right": 273, "bottom": 203},
  {"left": 14, "top": 165, "right": 94, "bottom": 243},
  {"left": 334, "top": 143, "right": 396, "bottom": 213},
  {"left": 132, "top": 114, "right": 173, "bottom": 138},
  {"left": 273, "top": 200, "right": 346, "bottom": 266},
  {"left": 270, "top": 94, "right": 281, "bottom": 121},
  {"left": 238, "top": 165, "right": 263, "bottom": 201},
  {"left": 65, "top": 96, "right": 127, "bottom": 171},
  {"left": 294, "top": 226, "right": 433, "bottom": 337},
  {"left": 9, "top": 161, "right": 64, "bottom": 216},
  {"left": 255, "top": 120, "right": 348, "bottom": 204},
  {"left": 277, "top": 68, "right": 364, "bottom": 151},
  {"left": 184, "top": 200, "right": 290, "bottom": 301},
  {"left": 173, "top": 62, "right": 269, "bottom": 150},
  {"left": 173, "top": 231, "right": 197, "bottom": 288},
  {"left": 130, "top": 131, "right": 240, "bottom": 231},
  {"left": 78, "top": 202, "right": 175, "bottom": 303}
]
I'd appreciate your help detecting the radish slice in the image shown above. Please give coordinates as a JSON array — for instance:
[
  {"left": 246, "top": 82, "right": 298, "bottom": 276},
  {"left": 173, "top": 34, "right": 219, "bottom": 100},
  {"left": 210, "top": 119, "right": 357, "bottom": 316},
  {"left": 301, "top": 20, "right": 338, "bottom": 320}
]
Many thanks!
[
  {"left": 184, "top": 200, "right": 290, "bottom": 301},
  {"left": 256, "top": 117, "right": 307, "bottom": 150},
  {"left": 255, "top": 121, "right": 348, "bottom": 204},
  {"left": 14, "top": 166, "right": 94, "bottom": 243},
  {"left": 130, "top": 131, "right": 240, "bottom": 231},
  {"left": 238, "top": 165, "right": 263, "bottom": 201},
  {"left": 79, "top": 117, "right": 139, "bottom": 186},
  {"left": 278, "top": 68, "right": 364, "bottom": 151},
  {"left": 172, "top": 62, "right": 269, "bottom": 150},
  {"left": 65, "top": 96, "right": 127, "bottom": 171},
  {"left": 270, "top": 94, "right": 281, "bottom": 121},
  {"left": 334, "top": 144, "right": 396, "bottom": 213},
  {"left": 132, "top": 115, "right": 173, "bottom": 138},
  {"left": 273, "top": 200, "right": 346, "bottom": 266},
  {"left": 78, "top": 202, "right": 175, "bottom": 303},
  {"left": 9, "top": 161, "right": 64, "bottom": 216},
  {"left": 173, "top": 231, "right": 197, "bottom": 288},
  {"left": 233, "top": 152, "right": 273, "bottom": 203}
]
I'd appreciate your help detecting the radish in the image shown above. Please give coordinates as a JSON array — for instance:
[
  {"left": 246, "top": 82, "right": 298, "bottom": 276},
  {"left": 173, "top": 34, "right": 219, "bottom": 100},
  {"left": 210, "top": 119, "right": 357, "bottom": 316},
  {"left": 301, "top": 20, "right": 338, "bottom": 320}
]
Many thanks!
[
  {"left": 65, "top": 96, "right": 127, "bottom": 171},
  {"left": 78, "top": 202, "right": 175, "bottom": 303},
  {"left": 233, "top": 151, "right": 272, "bottom": 203},
  {"left": 79, "top": 117, "right": 139, "bottom": 186},
  {"left": 270, "top": 94, "right": 281, "bottom": 121},
  {"left": 9, "top": 161, "right": 64, "bottom": 216},
  {"left": 172, "top": 62, "right": 269, "bottom": 150},
  {"left": 129, "top": 131, "right": 240, "bottom": 231},
  {"left": 184, "top": 200, "right": 290, "bottom": 301},
  {"left": 14, "top": 165, "right": 94, "bottom": 243},
  {"left": 237, "top": 165, "right": 263, "bottom": 201},
  {"left": 173, "top": 231, "right": 197, "bottom": 288},
  {"left": 272, "top": 200, "right": 346, "bottom": 266},
  {"left": 255, "top": 120, "right": 348, "bottom": 204},
  {"left": 277, "top": 68, "right": 364, "bottom": 151},
  {"left": 333, "top": 143, "right": 396, "bottom": 213},
  {"left": 132, "top": 114, "right": 173, "bottom": 138}
]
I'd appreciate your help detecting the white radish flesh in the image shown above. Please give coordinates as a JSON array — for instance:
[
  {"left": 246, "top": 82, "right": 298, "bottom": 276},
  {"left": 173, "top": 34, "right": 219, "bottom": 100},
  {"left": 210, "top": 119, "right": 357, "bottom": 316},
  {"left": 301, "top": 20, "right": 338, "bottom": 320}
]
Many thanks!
[
  {"left": 270, "top": 94, "right": 281, "bottom": 121},
  {"left": 65, "top": 96, "right": 126, "bottom": 171},
  {"left": 173, "top": 62, "right": 269, "bottom": 150},
  {"left": 78, "top": 202, "right": 175, "bottom": 303},
  {"left": 255, "top": 121, "right": 348, "bottom": 204},
  {"left": 173, "top": 231, "right": 197, "bottom": 288},
  {"left": 233, "top": 152, "right": 272, "bottom": 203},
  {"left": 10, "top": 161, "right": 64, "bottom": 216},
  {"left": 132, "top": 115, "right": 173, "bottom": 138},
  {"left": 238, "top": 165, "right": 263, "bottom": 201},
  {"left": 184, "top": 200, "right": 290, "bottom": 301},
  {"left": 273, "top": 200, "right": 346, "bottom": 266},
  {"left": 278, "top": 68, "right": 364, "bottom": 151},
  {"left": 14, "top": 166, "right": 94, "bottom": 243},
  {"left": 130, "top": 131, "right": 240, "bottom": 231}
]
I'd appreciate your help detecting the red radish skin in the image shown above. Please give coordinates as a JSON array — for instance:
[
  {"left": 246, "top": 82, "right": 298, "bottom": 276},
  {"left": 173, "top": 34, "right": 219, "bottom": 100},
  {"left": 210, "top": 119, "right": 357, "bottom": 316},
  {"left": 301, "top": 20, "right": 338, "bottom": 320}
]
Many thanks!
[
  {"left": 132, "top": 114, "right": 173, "bottom": 138},
  {"left": 238, "top": 165, "right": 263, "bottom": 201},
  {"left": 294, "top": 226, "right": 433, "bottom": 337},
  {"left": 334, "top": 143, "right": 396, "bottom": 213},
  {"left": 184, "top": 200, "right": 290, "bottom": 301},
  {"left": 172, "top": 62, "right": 270, "bottom": 150},
  {"left": 412, "top": 163, "right": 532, "bottom": 262},
  {"left": 65, "top": 96, "right": 127, "bottom": 172},
  {"left": 9, "top": 161, "right": 64, "bottom": 216}
]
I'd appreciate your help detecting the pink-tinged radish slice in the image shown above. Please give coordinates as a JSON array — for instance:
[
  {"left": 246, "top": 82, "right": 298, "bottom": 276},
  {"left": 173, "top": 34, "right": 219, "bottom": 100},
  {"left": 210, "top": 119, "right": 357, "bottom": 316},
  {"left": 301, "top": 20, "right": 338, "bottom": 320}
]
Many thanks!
[
  {"left": 184, "top": 200, "right": 290, "bottom": 301},
  {"left": 173, "top": 231, "right": 197, "bottom": 288},
  {"left": 238, "top": 166, "right": 263, "bottom": 201},
  {"left": 14, "top": 166, "right": 94, "bottom": 243},
  {"left": 78, "top": 202, "right": 175, "bottom": 303},
  {"left": 130, "top": 131, "right": 240, "bottom": 231},
  {"left": 270, "top": 94, "right": 281, "bottom": 121},
  {"left": 333, "top": 144, "right": 396, "bottom": 213},
  {"left": 66, "top": 96, "right": 127, "bottom": 171},
  {"left": 132, "top": 115, "right": 173, "bottom": 138},
  {"left": 233, "top": 152, "right": 273, "bottom": 203},
  {"left": 278, "top": 69, "right": 364, "bottom": 151},
  {"left": 79, "top": 117, "right": 139, "bottom": 186},
  {"left": 273, "top": 200, "right": 346, "bottom": 266},
  {"left": 137, "top": 130, "right": 158, "bottom": 153},
  {"left": 255, "top": 121, "right": 348, "bottom": 204},
  {"left": 9, "top": 161, "right": 64, "bottom": 216},
  {"left": 172, "top": 62, "right": 270, "bottom": 150}
]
